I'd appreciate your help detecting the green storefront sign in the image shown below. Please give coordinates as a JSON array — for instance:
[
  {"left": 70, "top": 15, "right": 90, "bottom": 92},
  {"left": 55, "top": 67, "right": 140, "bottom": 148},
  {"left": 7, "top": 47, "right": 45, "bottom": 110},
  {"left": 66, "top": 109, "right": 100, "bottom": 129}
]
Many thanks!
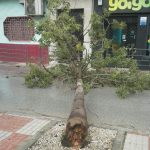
[{"left": 104, "top": 0, "right": 150, "bottom": 13}]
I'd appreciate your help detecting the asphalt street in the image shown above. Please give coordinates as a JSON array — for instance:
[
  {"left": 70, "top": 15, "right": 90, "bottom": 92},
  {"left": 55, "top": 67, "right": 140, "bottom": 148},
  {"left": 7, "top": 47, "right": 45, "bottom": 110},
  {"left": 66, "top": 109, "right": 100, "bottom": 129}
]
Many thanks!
[{"left": 0, "top": 62, "right": 150, "bottom": 134}]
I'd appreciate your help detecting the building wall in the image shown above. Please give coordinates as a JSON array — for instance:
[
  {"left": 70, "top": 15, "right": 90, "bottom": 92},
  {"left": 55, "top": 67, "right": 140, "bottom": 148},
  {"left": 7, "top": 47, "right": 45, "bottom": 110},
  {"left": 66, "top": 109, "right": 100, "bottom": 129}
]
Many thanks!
[
  {"left": 0, "top": 0, "right": 94, "bottom": 52},
  {"left": 48, "top": 0, "right": 94, "bottom": 55},
  {"left": 0, "top": 0, "right": 94, "bottom": 63},
  {"left": 0, "top": 0, "right": 48, "bottom": 64},
  {"left": 0, "top": 0, "right": 41, "bottom": 44}
]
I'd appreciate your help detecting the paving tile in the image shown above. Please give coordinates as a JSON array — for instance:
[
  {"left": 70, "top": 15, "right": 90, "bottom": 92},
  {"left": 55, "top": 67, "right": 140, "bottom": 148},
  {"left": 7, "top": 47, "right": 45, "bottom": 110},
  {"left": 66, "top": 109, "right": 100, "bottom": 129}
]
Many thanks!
[
  {"left": 0, "top": 133, "right": 28, "bottom": 150},
  {"left": 123, "top": 133, "right": 149, "bottom": 150},
  {"left": 0, "top": 114, "right": 32, "bottom": 132},
  {"left": 0, "top": 131, "right": 12, "bottom": 142},
  {"left": 16, "top": 119, "right": 50, "bottom": 135},
  {"left": 0, "top": 114, "right": 50, "bottom": 149}
]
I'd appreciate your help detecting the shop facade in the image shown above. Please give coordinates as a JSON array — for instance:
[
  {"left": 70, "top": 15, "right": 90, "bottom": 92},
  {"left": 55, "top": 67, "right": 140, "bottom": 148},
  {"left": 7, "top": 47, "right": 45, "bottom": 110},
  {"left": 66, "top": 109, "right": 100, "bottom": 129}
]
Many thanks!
[
  {"left": 95, "top": 0, "right": 150, "bottom": 49},
  {"left": 94, "top": 0, "right": 150, "bottom": 69}
]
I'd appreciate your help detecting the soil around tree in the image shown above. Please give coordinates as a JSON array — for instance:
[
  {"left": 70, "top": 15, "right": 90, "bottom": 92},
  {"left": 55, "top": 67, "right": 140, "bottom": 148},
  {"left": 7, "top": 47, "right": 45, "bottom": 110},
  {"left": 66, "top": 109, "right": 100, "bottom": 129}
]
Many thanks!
[{"left": 28, "top": 122, "right": 117, "bottom": 150}]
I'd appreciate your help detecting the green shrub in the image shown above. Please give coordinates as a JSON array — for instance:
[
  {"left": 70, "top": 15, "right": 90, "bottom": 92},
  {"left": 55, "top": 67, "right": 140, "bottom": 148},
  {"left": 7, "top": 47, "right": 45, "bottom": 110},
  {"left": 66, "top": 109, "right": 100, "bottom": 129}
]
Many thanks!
[
  {"left": 141, "top": 72, "right": 150, "bottom": 90},
  {"left": 83, "top": 82, "right": 92, "bottom": 94},
  {"left": 116, "top": 85, "right": 129, "bottom": 99},
  {"left": 111, "top": 61, "right": 150, "bottom": 98},
  {"left": 25, "top": 64, "right": 73, "bottom": 88},
  {"left": 25, "top": 64, "right": 52, "bottom": 88}
]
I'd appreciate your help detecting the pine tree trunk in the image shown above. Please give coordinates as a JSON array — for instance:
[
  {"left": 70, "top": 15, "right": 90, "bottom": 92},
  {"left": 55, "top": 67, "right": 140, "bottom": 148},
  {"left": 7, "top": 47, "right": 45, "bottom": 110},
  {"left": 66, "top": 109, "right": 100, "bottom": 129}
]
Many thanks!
[{"left": 65, "top": 79, "right": 88, "bottom": 149}]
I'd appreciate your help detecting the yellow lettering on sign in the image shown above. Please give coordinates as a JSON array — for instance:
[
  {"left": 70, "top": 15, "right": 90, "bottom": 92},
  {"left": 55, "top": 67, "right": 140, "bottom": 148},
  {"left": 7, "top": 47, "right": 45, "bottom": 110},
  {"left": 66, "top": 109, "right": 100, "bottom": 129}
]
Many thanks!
[
  {"left": 142, "top": 0, "right": 150, "bottom": 7},
  {"left": 109, "top": 0, "right": 150, "bottom": 11},
  {"left": 132, "top": 0, "right": 142, "bottom": 11},
  {"left": 109, "top": 0, "right": 118, "bottom": 11},
  {"left": 118, "top": 0, "right": 128, "bottom": 9}
]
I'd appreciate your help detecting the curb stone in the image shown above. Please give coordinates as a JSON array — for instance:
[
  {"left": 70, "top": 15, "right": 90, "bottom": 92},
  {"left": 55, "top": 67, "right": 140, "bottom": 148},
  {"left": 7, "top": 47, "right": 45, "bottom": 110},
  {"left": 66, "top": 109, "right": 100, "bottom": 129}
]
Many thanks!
[
  {"left": 16, "top": 120, "right": 58, "bottom": 150},
  {"left": 112, "top": 131, "right": 126, "bottom": 150},
  {"left": 16, "top": 121, "right": 121, "bottom": 150}
]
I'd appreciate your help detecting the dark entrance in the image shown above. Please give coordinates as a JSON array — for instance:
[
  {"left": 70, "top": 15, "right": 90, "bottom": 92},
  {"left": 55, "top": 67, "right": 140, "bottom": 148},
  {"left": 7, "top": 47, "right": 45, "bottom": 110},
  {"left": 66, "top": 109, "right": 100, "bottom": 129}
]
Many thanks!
[
  {"left": 57, "top": 9, "right": 84, "bottom": 44},
  {"left": 108, "top": 14, "right": 138, "bottom": 48},
  {"left": 57, "top": 9, "right": 84, "bottom": 57},
  {"left": 70, "top": 9, "right": 84, "bottom": 45},
  {"left": 70, "top": 9, "right": 84, "bottom": 58}
]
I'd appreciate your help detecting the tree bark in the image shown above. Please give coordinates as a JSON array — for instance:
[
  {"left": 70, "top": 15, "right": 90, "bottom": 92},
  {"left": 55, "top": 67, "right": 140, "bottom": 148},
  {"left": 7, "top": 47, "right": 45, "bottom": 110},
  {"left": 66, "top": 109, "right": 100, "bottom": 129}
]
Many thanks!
[{"left": 65, "top": 79, "right": 88, "bottom": 149}]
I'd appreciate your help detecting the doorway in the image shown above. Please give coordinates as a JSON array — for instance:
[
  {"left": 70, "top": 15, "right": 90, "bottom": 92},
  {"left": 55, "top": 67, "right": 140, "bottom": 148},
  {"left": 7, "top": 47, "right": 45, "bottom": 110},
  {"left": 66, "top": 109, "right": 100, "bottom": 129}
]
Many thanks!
[
  {"left": 57, "top": 9, "right": 84, "bottom": 44},
  {"left": 108, "top": 15, "right": 138, "bottom": 48},
  {"left": 57, "top": 9, "right": 84, "bottom": 57},
  {"left": 70, "top": 9, "right": 84, "bottom": 45}
]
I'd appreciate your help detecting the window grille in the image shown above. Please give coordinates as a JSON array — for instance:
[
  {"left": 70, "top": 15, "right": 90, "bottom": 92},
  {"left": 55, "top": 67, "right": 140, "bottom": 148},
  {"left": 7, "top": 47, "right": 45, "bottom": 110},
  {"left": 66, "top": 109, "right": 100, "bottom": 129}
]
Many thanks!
[{"left": 4, "top": 16, "right": 34, "bottom": 41}]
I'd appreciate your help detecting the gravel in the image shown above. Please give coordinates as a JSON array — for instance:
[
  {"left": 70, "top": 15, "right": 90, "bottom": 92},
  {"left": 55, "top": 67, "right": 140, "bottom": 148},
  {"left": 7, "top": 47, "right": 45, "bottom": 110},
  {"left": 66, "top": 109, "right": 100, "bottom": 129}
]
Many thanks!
[{"left": 28, "top": 122, "right": 117, "bottom": 150}]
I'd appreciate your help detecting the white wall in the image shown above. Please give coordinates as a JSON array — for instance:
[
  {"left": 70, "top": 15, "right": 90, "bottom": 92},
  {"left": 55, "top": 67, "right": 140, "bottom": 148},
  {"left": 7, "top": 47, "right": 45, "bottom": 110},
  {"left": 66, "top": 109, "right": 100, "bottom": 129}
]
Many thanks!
[
  {"left": 0, "top": 0, "right": 94, "bottom": 51},
  {"left": 0, "top": 0, "right": 25, "bottom": 43},
  {"left": 0, "top": 0, "right": 40, "bottom": 44}
]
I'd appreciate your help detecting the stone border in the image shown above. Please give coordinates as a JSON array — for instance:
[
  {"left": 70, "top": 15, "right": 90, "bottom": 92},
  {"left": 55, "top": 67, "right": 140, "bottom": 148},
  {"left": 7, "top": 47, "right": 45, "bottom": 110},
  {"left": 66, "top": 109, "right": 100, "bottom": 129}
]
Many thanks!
[
  {"left": 112, "top": 131, "right": 126, "bottom": 150},
  {"left": 16, "top": 121, "right": 121, "bottom": 150},
  {"left": 16, "top": 120, "right": 58, "bottom": 150}
]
